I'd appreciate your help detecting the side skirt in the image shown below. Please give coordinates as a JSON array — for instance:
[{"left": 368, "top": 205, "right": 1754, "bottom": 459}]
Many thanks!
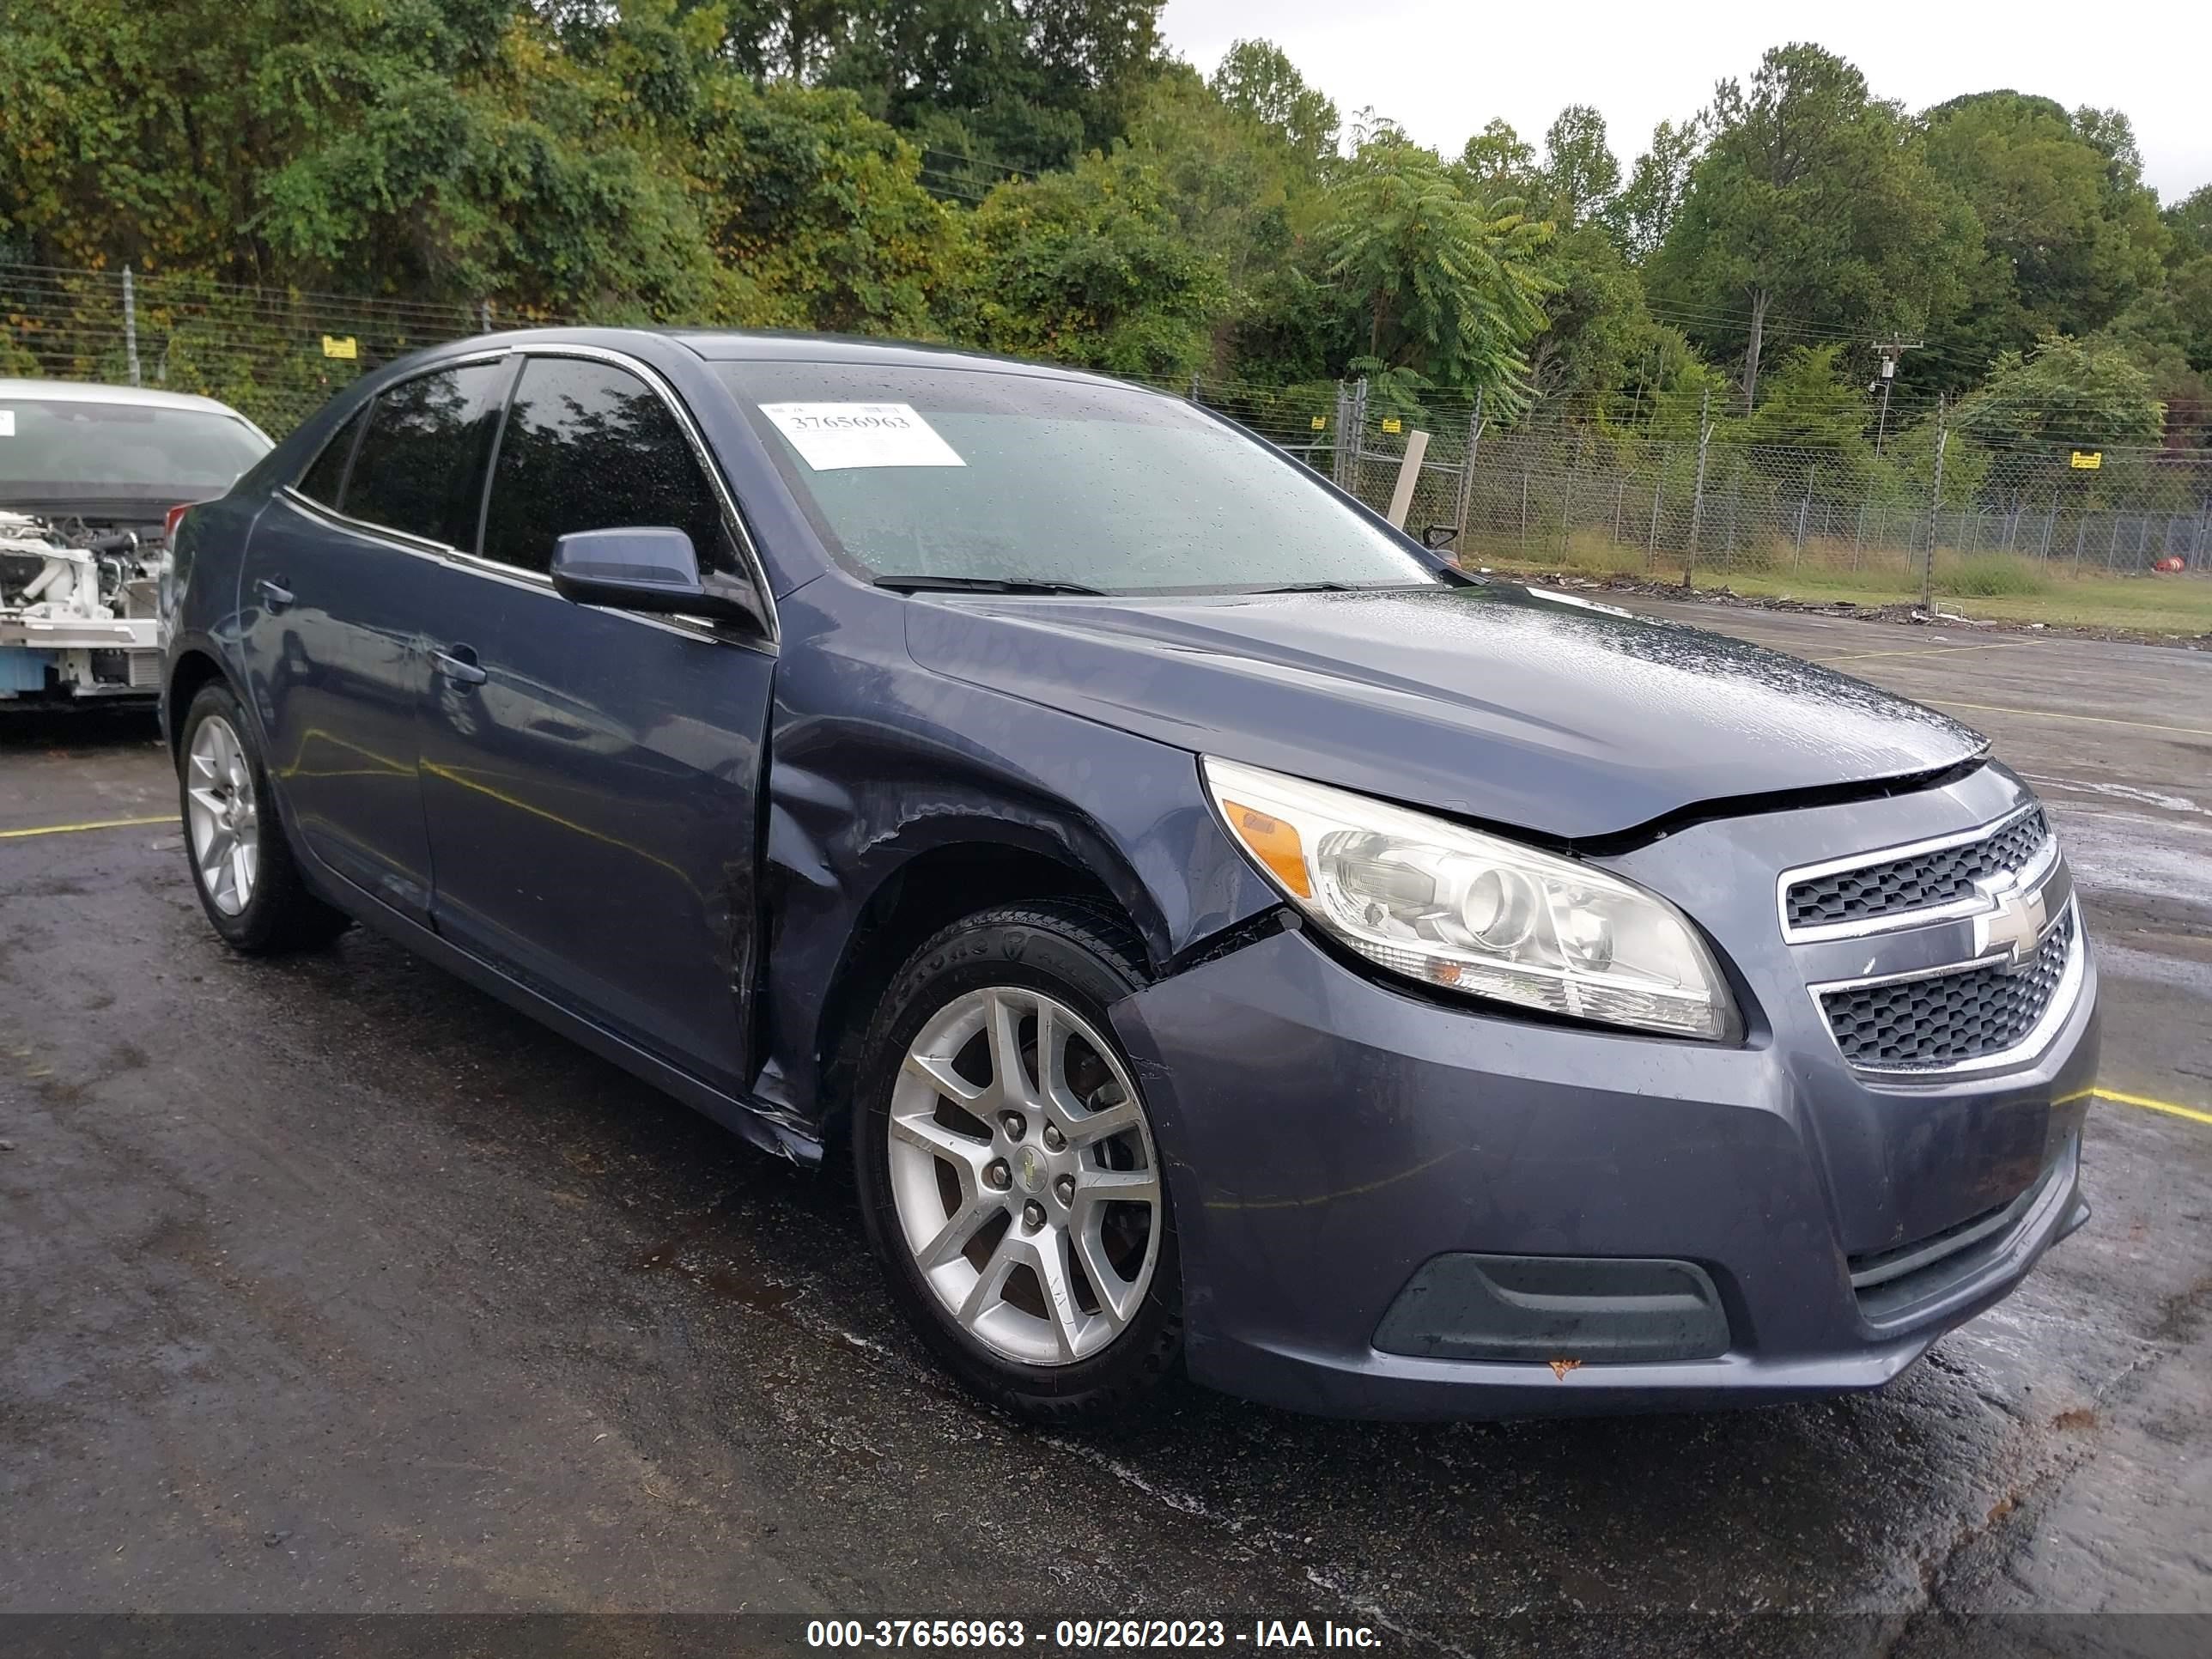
[{"left": 302, "top": 858, "right": 823, "bottom": 1169}]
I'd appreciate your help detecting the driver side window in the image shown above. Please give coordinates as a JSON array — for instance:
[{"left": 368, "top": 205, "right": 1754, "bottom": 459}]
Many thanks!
[{"left": 480, "top": 356, "right": 733, "bottom": 578}]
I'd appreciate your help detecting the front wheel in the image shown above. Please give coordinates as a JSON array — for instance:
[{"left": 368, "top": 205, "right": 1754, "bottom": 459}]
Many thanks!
[{"left": 853, "top": 903, "right": 1182, "bottom": 1422}]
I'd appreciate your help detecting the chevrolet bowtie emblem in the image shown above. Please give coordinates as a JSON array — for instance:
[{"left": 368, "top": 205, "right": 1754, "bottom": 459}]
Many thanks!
[{"left": 1972, "top": 872, "right": 2051, "bottom": 970}]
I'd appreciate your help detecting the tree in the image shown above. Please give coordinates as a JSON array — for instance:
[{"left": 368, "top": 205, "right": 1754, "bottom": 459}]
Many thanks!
[
  {"left": 2166, "top": 185, "right": 2212, "bottom": 261},
  {"left": 817, "top": 0, "right": 1166, "bottom": 174},
  {"left": 1612, "top": 117, "right": 1704, "bottom": 261},
  {"left": 2098, "top": 255, "right": 2212, "bottom": 441},
  {"left": 1456, "top": 118, "right": 1537, "bottom": 200},
  {"left": 1536, "top": 106, "right": 1620, "bottom": 227},
  {"left": 690, "top": 80, "right": 962, "bottom": 337},
  {"left": 0, "top": 0, "right": 741, "bottom": 315},
  {"left": 1521, "top": 223, "right": 1653, "bottom": 409},
  {"left": 1921, "top": 91, "right": 2167, "bottom": 382},
  {"left": 957, "top": 145, "right": 1224, "bottom": 376},
  {"left": 1957, "top": 334, "right": 2164, "bottom": 449},
  {"left": 1740, "top": 343, "right": 1871, "bottom": 446},
  {"left": 1125, "top": 59, "right": 1325, "bottom": 353},
  {"left": 1647, "top": 44, "right": 1978, "bottom": 410},
  {"left": 1209, "top": 38, "right": 1338, "bottom": 167},
  {"left": 1321, "top": 130, "right": 1551, "bottom": 404}
]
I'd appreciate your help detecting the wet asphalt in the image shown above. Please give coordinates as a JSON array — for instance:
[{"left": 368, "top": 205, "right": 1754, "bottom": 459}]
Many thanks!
[{"left": 1, "top": 602, "right": 2208, "bottom": 1656}]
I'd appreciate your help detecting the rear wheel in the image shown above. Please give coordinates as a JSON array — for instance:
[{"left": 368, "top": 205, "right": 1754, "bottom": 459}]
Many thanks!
[
  {"left": 853, "top": 903, "right": 1181, "bottom": 1421},
  {"left": 176, "top": 682, "right": 349, "bottom": 954}
]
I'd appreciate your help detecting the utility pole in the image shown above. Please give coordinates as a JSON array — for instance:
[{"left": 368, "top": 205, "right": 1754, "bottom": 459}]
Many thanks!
[{"left": 1870, "top": 339, "right": 1922, "bottom": 459}]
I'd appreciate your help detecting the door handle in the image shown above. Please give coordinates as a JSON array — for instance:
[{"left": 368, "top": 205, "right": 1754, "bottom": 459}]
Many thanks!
[
  {"left": 432, "top": 646, "right": 488, "bottom": 687},
  {"left": 256, "top": 577, "right": 294, "bottom": 613}
]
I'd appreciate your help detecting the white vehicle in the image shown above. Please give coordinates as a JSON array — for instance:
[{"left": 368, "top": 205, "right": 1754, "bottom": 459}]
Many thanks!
[{"left": 2, "top": 379, "right": 271, "bottom": 705}]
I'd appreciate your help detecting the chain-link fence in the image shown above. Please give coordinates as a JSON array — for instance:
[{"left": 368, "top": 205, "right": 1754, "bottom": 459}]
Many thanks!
[
  {"left": 1189, "top": 377, "right": 2212, "bottom": 605},
  {"left": 1454, "top": 421, "right": 2212, "bottom": 583},
  {"left": 0, "top": 264, "right": 521, "bottom": 436},
  {"left": 8, "top": 260, "right": 2208, "bottom": 597}
]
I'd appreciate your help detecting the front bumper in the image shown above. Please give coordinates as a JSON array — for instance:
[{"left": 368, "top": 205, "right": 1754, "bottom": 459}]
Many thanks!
[{"left": 1111, "top": 794, "right": 2100, "bottom": 1420}]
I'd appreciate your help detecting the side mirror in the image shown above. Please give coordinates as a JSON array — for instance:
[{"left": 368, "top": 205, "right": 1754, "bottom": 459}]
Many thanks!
[
  {"left": 550, "top": 527, "right": 763, "bottom": 630},
  {"left": 1422, "top": 524, "right": 1460, "bottom": 550}
]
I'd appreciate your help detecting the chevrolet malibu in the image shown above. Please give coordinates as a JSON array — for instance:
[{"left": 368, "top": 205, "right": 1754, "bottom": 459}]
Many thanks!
[{"left": 161, "top": 331, "right": 2098, "bottom": 1421}]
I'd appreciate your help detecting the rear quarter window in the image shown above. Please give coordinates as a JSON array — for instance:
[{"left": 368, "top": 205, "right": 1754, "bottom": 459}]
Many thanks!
[{"left": 295, "top": 404, "right": 366, "bottom": 509}]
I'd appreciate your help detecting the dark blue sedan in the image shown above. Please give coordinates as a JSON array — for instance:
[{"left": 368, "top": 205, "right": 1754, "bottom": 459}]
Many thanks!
[{"left": 161, "top": 331, "right": 2098, "bottom": 1419}]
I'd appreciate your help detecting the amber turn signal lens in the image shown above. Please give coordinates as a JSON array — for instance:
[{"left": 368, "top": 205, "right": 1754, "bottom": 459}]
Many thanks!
[{"left": 1222, "top": 800, "right": 1312, "bottom": 899}]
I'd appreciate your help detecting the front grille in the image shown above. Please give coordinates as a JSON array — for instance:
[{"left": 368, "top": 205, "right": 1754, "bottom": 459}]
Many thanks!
[
  {"left": 1786, "top": 808, "right": 2049, "bottom": 931},
  {"left": 127, "top": 651, "right": 161, "bottom": 690},
  {"left": 1820, "top": 907, "right": 2074, "bottom": 1070}
]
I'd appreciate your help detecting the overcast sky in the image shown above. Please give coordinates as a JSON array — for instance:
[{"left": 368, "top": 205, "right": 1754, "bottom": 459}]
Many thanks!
[{"left": 1158, "top": 0, "right": 2212, "bottom": 204}]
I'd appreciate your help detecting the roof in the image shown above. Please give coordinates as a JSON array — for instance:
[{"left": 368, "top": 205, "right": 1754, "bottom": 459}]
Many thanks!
[
  {"left": 667, "top": 330, "right": 1130, "bottom": 386},
  {"left": 0, "top": 378, "right": 259, "bottom": 419}
]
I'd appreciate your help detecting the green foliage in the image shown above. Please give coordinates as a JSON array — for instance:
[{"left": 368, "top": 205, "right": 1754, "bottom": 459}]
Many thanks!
[
  {"left": 1957, "top": 334, "right": 2165, "bottom": 448},
  {"left": 2170, "top": 186, "right": 2212, "bottom": 261},
  {"left": 689, "top": 79, "right": 960, "bottom": 337},
  {"left": 1920, "top": 92, "right": 2168, "bottom": 387},
  {"left": 1209, "top": 39, "right": 1338, "bottom": 167},
  {"left": 1127, "top": 64, "right": 1306, "bottom": 283},
  {"left": 817, "top": 0, "right": 1164, "bottom": 173},
  {"left": 1535, "top": 106, "right": 1620, "bottom": 227},
  {"left": 957, "top": 146, "right": 1224, "bottom": 376},
  {"left": 1741, "top": 344, "right": 1871, "bottom": 447},
  {"left": 1322, "top": 131, "right": 1552, "bottom": 405},
  {"left": 1648, "top": 44, "right": 1978, "bottom": 407},
  {"left": 1521, "top": 223, "right": 1651, "bottom": 406},
  {"left": 1456, "top": 119, "right": 1538, "bottom": 201},
  {"left": 1612, "top": 118, "right": 1705, "bottom": 262},
  {"left": 0, "top": 0, "right": 2199, "bottom": 464}
]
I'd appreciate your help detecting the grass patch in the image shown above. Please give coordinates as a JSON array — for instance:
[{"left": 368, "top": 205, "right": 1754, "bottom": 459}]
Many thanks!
[
  {"left": 1466, "top": 530, "right": 2212, "bottom": 635},
  {"left": 1938, "top": 554, "right": 2051, "bottom": 599}
]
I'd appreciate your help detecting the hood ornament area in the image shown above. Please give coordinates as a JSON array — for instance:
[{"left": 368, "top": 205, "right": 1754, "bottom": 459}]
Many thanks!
[{"left": 1972, "top": 870, "right": 2055, "bottom": 972}]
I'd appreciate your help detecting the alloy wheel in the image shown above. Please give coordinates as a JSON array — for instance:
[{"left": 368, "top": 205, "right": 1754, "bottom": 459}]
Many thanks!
[
  {"left": 185, "top": 714, "right": 260, "bottom": 916},
  {"left": 887, "top": 985, "right": 1163, "bottom": 1366}
]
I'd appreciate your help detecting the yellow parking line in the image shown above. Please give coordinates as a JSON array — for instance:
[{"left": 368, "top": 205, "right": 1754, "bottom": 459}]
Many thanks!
[
  {"left": 2093, "top": 1086, "right": 2212, "bottom": 1127},
  {"left": 0, "top": 813, "right": 177, "bottom": 841},
  {"left": 1918, "top": 699, "right": 2212, "bottom": 740}
]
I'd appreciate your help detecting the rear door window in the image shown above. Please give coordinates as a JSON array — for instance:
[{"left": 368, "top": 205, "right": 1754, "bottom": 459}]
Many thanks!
[
  {"left": 479, "top": 356, "right": 731, "bottom": 577},
  {"left": 343, "top": 361, "right": 513, "bottom": 549}
]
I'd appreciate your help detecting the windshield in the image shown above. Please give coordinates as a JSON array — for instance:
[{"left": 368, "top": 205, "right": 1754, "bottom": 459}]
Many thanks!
[
  {"left": 0, "top": 396, "right": 270, "bottom": 497},
  {"left": 722, "top": 362, "right": 1443, "bottom": 595}
]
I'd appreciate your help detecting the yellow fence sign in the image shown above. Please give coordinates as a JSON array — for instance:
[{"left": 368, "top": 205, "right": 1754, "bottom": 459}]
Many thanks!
[
  {"left": 1381, "top": 417, "right": 1402, "bottom": 434},
  {"left": 1310, "top": 416, "right": 1326, "bottom": 430},
  {"left": 2069, "top": 450, "right": 2102, "bottom": 471},
  {"left": 321, "top": 335, "right": 359, "bottom": 361}
]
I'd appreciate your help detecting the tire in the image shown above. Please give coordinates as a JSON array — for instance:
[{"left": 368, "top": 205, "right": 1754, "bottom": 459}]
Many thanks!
[
  {"left": 176, "top": 681, "right": 350, "bottom": 954},
  {"left": 853, "top": 902, "right": 1182, "bottom": 1422}
]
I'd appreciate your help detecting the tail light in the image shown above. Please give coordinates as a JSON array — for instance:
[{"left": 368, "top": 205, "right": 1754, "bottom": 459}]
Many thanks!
[{"left": 163, "top": 503, "right": 192, "bottom": 544}]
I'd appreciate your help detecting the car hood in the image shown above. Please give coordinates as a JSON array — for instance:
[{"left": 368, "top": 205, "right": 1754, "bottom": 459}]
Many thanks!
[{"left": 902, "top": 581, "right": 1987, "bottom": 841}]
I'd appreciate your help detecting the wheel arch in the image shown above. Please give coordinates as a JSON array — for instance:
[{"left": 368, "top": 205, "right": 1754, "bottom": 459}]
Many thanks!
[
  {"left": 796, "top": 833, "right": 1153, "bottom": 1146},
  {"left": 164, "top": 647, "right": 234, "bottom": 758}
]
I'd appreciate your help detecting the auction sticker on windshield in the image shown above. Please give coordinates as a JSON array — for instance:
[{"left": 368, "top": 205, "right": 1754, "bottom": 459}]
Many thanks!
[{"left": 759, "top": 403, "right": 965, "bottom": 471}]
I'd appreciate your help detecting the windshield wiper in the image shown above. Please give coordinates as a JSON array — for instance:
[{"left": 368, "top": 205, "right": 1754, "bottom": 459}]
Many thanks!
[
  {"left": 1251, "top": 580, "right": 1351, "bottom": 593},
  {"left": 873, "top": 574, "right": 1106, "bottom": 596}
]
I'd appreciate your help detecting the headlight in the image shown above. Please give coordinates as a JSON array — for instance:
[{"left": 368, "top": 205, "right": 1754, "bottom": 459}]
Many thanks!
[{"left": 1204, "top": 757, "right": 1740, "bottom": 1041}]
